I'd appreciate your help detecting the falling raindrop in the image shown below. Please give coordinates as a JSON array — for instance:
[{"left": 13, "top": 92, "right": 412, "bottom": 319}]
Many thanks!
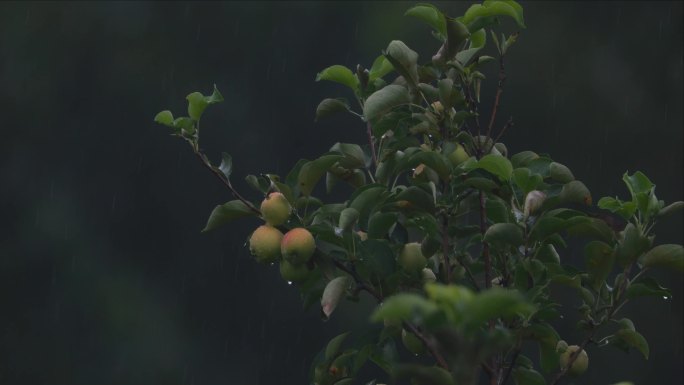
[
  {"left": 287, "top": 281, "right": 292, "bottom": 285},
  {"left": 662, "top": 296, "right": 670, "bottom": 300},
  {"left": 111, "top": 193, "right": 117, "bottom": 213}
]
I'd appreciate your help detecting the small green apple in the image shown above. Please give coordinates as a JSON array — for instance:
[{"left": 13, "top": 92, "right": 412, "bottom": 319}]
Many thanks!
[
  {"left": 559, "top": 345, "right": 589, "bottom": 376},
  {"left": 422, "top": 268, "right": 437, "bottom": 284},
  {"left": 248, "top": 225, "right": 283, "bottom": 264},
  {"left": 281, "top": 227, "right": 316, "bottom": 265},
  {"left": 401, "top": 329, "right": 425, "bottom": 355},
  {"left": 399, "top": 242, "right": 427, "bottom": 272},
  {"left": 279, "top": 260, "right": 310, "bottom": 283},
  {"left": 260, "top": 192, "right": 291, "bottom": 226},
  {"left": 448, "top": 143, "right": 470, "bottom": 166}
]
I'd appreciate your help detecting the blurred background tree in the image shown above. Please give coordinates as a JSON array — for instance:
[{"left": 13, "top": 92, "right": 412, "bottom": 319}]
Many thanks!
[{"left": 0, "top": 1, "right": 681, "bottom": 384}]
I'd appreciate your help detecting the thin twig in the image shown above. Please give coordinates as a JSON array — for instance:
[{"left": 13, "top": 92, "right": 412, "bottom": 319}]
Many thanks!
[
  {"left": 456, "top": 255, "right": 481, "bottom": 292},
  {"left": 331, "top": 255, "right": 450, "bottom": 370},
  {"left": 441, "top": 215, "right": 452, "bottom": 284},
  {"left": 192, "top": 149, "right": 261, "bottom": 215},
  {"left": 479, "top": 190, "right": 492, "bottom": 290},
  {"left": 366, "top": 121, "right": 378, "bottom": 168},
  {"left": 485, "top": 55, "right": 507, "bottom": 140},
  {"left": 402, "top": 321, "right": 450, "bottom": 370},
  {"left": 499, "top": 347, "right": 521, "bottom": 385},
  {"left": 489, "top": 117, "right": 514, "bottom": 153}
]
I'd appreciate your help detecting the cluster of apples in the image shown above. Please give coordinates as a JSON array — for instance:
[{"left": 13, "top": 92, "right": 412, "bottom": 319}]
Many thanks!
[{"left": 248, "top": 192, "right": 316, "bottom": 283}]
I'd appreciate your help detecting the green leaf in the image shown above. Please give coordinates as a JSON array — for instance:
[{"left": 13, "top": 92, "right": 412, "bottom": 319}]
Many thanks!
[
  {"left": 549, "top": 162, "right": 574, "bottom": 183},
  {"left": 370, "top": 293, "right": 438, "bottom": 323},
  {"left": 205, "top": 84, "right": 224, "bottom": 104},
  {"left": 437, "top": 78, "right": 462, "bottom": 110},
  {"left": 612, "top": 329, "right": 650, "bottom": 359},
  {"left": 350, "top": 185, "right": 387, "bottom": 230},
  {"left": 463, "top": 176, "right": 499, "bottom": 192},
  {"left": 622, "top": 171, "right": 654, "bottom": 197},
  {"left": 528, "top": 217, "right": 567, "bottom": 243},
  {"left": 641, "top": 244, "right": 684, "bottom": 272},
  {"left": 316, "top": 65, "right": 359, "bottom": 91},
  {"left": 218, "top": 152, "right": 232, "bottom": 179},
  {"left": 616, "top": 223, "right": 651, "bottom": 267},
  {"left": 404, "top": 4, "right": 447, "bottom": 37},
  {"left": 325, "top": 332, "right": 350, "bottom": 361},
  {"left": 626, "top": 277, "right": 671, "bottom": 300},
  {"left": 369, "top": 55, "right": 395, "bottom": 81},
  {"left": 584, "top": 241, "right": 615, "bottom": 290},
  {"left": 597, "top": 196, "right": 637, "bottom": 220},
  {"left": 330, "top": 143, "right": 366, "bottom": 169},
  {"left": 363, "top": 85, "right": 411, "bottom": 121},
  {"left": 477, "top": 154, "right": 513, "bottom": 181},
  {"left": 470, "top": 28, "right": 487, "bottom": 49},
  {"left": 202, "top": 200, "right": 255, "bottom": 232},
  {"left": 513, "top": 168, "right": 543, "bottom": 194},
  {"left": 445, "top": 17, "right": 471, "bottom": 59},
  {"left": 316, "top": 98, "right": 350, "bottom": 122},
  {"left": 408, "top": 151, "right": 451, "bottom": 181},
  {"left": 298, "top": 155, "right": 345, "bottom": 196},
  {"left": 338, "top": 208, "right": 360, "bottom": 231},
  {"left": 559, "top": 180, "right": 592, "bottom": 206},
  {"left": 384, "top": 40, "right": 420, "bottom": 88},
  {"left": 322, "top": 276, "right": 351, "bottom": 319},
  {"left": 154, "top": 110, "right": 174, "bottom": 126},
  {"left": 657, "top": 201, "right": 684, "bottom": 218},
  {"left": 368, "top": 212, "right": 399, "bottom": 239},
  {"left": 461, "top": 0, "right": 526, "bottom": 30},
  {"left": 186, "top": 92, "right": 208, "bottom": 121},
  {"left": 484, "top": 223, "right": 523, "bottom": 247},
  {"left": 463, "top": 288, "right": 535, "bottom": 330},
  {"left": 520, "top": 322, "right": 560, "bottom": 373},
  {"left": 511, "top": 151, "right": 539, "bottom": 167},
  {"left": 486, "top": 197, "right": 510, "bottom": 224},
  {"left": 513, "top": 367, "right": 546, "bottom": 385},
  {"left": 566, "top": 217, "right": 615, "bottom": 243}
]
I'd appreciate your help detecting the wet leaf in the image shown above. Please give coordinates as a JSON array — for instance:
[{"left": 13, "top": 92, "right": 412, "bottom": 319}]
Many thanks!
[
  {"left": 641, "top": 244, "right": 684, "bottom": 272},
  {"left": 316, "top": 65, "right": 360, "bottom": 91},
  {"left": 322, "top": 276, "right": 351, "bottom": 319},
  {"left": 363, "top": 84, "right": 411, "bottom": 121},
  {"left": 202, "top": 200, "right": 256, "bottom": 232},
  {"left": 316, "top": 98, "right": 350, "bottom": 121}
]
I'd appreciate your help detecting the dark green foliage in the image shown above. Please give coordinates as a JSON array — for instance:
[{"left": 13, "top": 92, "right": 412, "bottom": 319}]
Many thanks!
[{"left": 154, "top": 2, "right": 682, "bottom": 384}]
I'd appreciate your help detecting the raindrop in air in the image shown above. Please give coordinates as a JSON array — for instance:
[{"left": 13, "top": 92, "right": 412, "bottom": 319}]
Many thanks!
[{"left": 287, "top": 281, "right": 292, "bottom": 286}]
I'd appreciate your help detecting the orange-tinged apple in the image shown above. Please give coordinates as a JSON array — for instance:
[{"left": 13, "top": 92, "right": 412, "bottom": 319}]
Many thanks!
[{"left": 281, "top": 227, "right": 316, "bottom": 265}]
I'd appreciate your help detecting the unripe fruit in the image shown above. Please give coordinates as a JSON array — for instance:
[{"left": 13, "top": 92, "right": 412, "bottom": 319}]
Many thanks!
[
  {"left": 279, "top": 260, "right": 310, "bottom": 283},
  {"left": 260, "top": 192, "right": 291, "bottom": 226},
  {"left": 422, "top": 268, "right": 437, "bottom": 283},
  {"left": 399, "top": 242, "right": 427, "bottom": 272},
  {"left": 431, "top": 101, "right": 444, "bottom": 114},
  {"left": 448, "top": 143, "right": 470, "bottom": 166},
  {"left": 401, "top": 329, "right": 425, "bottom": 355},
  {"left": 524, "top": 190, "right": 546, "bottom": 217},
  {"left": 559, "top": 345, "right": 589, "bottom": 376},
  {"left": 249, "top": 225, "right": 284, "bottom": 264},
  {"left": 281, "top": 227, "right": 316, "bottom": 265}
]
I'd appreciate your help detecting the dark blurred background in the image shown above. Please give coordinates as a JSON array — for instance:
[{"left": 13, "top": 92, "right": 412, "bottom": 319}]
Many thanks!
[{"left": 0, "top": 1, "right": 681, "bottom": 384}]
